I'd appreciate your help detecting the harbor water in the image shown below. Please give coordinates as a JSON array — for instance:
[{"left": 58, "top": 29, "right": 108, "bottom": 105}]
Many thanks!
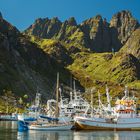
[{"left": 0, "top": 121, "right": 140, "bottom": 140}]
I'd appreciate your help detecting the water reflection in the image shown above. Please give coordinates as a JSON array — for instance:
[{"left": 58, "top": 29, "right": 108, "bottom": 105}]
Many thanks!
[
  {"left": 76, "top": 131, "right": 140, "bottom": 140},
  {"left": 1, "top": 122, "right": 140, "bottom": 140},
  {"left": 17, "top": 131, "right": 73, "bottom": 140},
  {"left": 0, "top": 121, "right": 17, "bottom": 140},
  {"left": 17, "top": 130, "right": 140, "bottom": 140},
  {"left": 0, "top": 121, "right": 17, "bottom": 129}
]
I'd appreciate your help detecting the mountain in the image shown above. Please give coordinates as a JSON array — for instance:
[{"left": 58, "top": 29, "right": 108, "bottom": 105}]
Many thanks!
[
  {"left": 110, "top": 10, "right": 139, "bottom": 51},
  {"left": 25, "top": 17, "right": 62, "bottom": 39},
  {"left": 0, "top": 14, "right": 82, "bottom": 102},
  {"left": 25, "top": 10, "right": 139, "bottom": 53},
  {"left": 110, "top": 11, "right": 139, "bottom": 44},
  {"left": 24, "top": 10, "right": 140, "bottom": 100},
  {"left": 1, "top": 10, "right": 140, "bottom": 107}
]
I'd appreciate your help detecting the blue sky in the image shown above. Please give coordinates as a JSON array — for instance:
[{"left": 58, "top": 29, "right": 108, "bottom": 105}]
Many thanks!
[{"left": 0, "top": 0, "right": 140, "bottom": 31}]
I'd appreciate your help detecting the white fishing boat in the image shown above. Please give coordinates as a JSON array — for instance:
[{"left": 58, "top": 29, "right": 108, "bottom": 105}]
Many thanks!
[
  {"left": 46, "top": 80, "right": 90, "bottom": 123},
  {"left": 61, "top": 80, "right": 90, "bottom": 117},
  {"left": 28, "top": 122, "right": 73, "bottom": 131},
  {"left": 74, "top": 86, "right": 140, "bottom": 130},
  {"left": 59, "top": 85, "right": 90, "bottom": 117}
]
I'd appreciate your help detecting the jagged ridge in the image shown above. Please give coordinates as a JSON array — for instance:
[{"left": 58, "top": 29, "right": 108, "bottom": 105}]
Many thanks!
[{"left": 25, "top": 10, "right": 139, "bottom": 52}]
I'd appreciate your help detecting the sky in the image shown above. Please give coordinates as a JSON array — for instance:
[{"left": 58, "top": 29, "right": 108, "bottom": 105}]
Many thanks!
[{"left": 0, "top": 0, "right": 140, "bottom": 31}]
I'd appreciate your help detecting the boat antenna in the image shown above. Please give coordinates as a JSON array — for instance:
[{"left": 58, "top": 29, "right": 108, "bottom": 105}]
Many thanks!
[{"left": 91, "top": 88, "right": 95, "bottom": 117}]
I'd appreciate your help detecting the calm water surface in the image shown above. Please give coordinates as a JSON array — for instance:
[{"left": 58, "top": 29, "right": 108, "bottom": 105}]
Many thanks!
[{"left": 0, "top": 121, "right": 140, "bottom": 140}]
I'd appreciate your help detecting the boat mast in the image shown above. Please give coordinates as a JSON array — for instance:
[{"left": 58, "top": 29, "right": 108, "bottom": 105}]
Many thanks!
[
  {"left": 98, "top": 90, "right": 101, "bottom": 108},
  {"left": 55, "top": 72, "right": 59, "bottom": 118},
  {"left": 70, "top": 76, "right": 73, "bottom": 102},
  {"left": 73, "top": 80, "right": 77, "bottom": 100},
  {"left": 106, "top": 85, "right": 111, "bottom": 111},
  {"left": 90, "top": 88, "right": 94, "bottom": 117},
  {"left": 70, "top": 91, "right": 73, "bottom": 102},
  {"left": 35, "top": 90, "right": 41, "bottom": 108},
  {"left": 34, "top": 89, "right": 41, "bottom": 117},
  {"left": 124, "top": 85, "right": 128, "bottom": 97},
  {"left": 59, "top": 87, "right": 63, "bottom": 106}
]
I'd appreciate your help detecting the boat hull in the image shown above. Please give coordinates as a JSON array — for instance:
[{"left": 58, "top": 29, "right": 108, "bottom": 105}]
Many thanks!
[
  {"left": 74, "top": 117, "right": 140, "bottom": 131},
  {"left": 28, "top": 124, "right": 73, "bottom": 131}
]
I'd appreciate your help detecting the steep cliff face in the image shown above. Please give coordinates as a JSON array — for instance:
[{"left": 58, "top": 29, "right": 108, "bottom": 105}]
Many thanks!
[
  {"left": 56, "top": 18, "right": 87, "bottom": 51},
  {"left": 0, "top": 19, "right": 51, "bottom": 98},
  {"left": 110, "top": 10, "right": 139, "bottom": 51},
  {"left": 80, "top": 15, "right": 111, "bottom": 52},
  {"left": 80, "top": 10, "right": 139, "bottom": 52},
  {"left": 0, "top": 16, "right": 77, "bottom": 99},
  {"left": 120, "top": 28, "right": 140, "bottom": 59},
  {"left": 0, "top": 17, "right": 20, "bottom": 45},
  {"left": 55, "top": 17, "right": 79, "bottom": 41}
]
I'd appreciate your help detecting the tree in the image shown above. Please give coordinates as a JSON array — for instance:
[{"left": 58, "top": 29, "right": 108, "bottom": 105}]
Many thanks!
[
  {"left": 18, "top": 94, "right": 30, "bottom": 112},
  {"left": 2, "top": 90, "right": 17, "bottom": 113}
]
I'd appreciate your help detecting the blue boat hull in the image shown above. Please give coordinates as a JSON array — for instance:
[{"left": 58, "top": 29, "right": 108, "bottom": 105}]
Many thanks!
[{"left": 18, "top": 120, "right": 29, "bottom": 131}]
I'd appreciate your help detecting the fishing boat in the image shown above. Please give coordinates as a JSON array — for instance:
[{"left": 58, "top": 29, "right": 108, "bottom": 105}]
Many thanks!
[
  {"left": 28, "top": 121, "right": 72, "bottom": 131},
  {"left": 59, "top": 81, "right": 90, "bottom": 117},
  {"left": 17, "top": 91, "right": 41, "bottom": 130},
  {"left": 0, "top": 113, "right": 17, "bottom": 121},
  {"left": 74, "top": 86, "right": 140, "bottom": 130},
  {"left": 46, "top": 79, "right": 90, "bottom": 124},
  {"left": 18, "top": 73, "right": 73, "bottom": 131}
]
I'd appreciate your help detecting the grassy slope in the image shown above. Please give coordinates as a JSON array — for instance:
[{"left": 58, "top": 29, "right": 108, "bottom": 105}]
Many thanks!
[
  {"left": 67, "top": 52, "right": 140, "bottom": 104},
  {"left": 68, "top": 52, "right": 139, "bottom": 85},
  {"left": 26, "top": 35, "right": 140, "bottom": 105}
]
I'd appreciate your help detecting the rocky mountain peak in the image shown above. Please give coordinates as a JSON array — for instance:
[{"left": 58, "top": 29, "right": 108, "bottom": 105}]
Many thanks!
[
  {"left": 94, "top": 15, "right": 102, "bottom": 21},
  {"left": 81, "top": 15, "right": 102, "bottom": 26},
  {"left": 24, "top": 17, "right": 62, "bottom": 38},
  {"left": 67, "top": 17, "right": 77, "bottom": 26},
  {"left": 51, "top": 17, "right": 61, "bottom": 24},
  {"left": 110, "top": 10, "right": 139, "bottom": 44},
  {"left": 0, "top": 17, "right": 20, "bottom": 40},
  {"left": 35, "top": 18, "right": 46, "bottom": 24},
  {"left": 24, "top": 10, "right": 140, "bottom": 53},
  {"left": 80, "top": 14, "right": 111, "bottom": 52}
]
